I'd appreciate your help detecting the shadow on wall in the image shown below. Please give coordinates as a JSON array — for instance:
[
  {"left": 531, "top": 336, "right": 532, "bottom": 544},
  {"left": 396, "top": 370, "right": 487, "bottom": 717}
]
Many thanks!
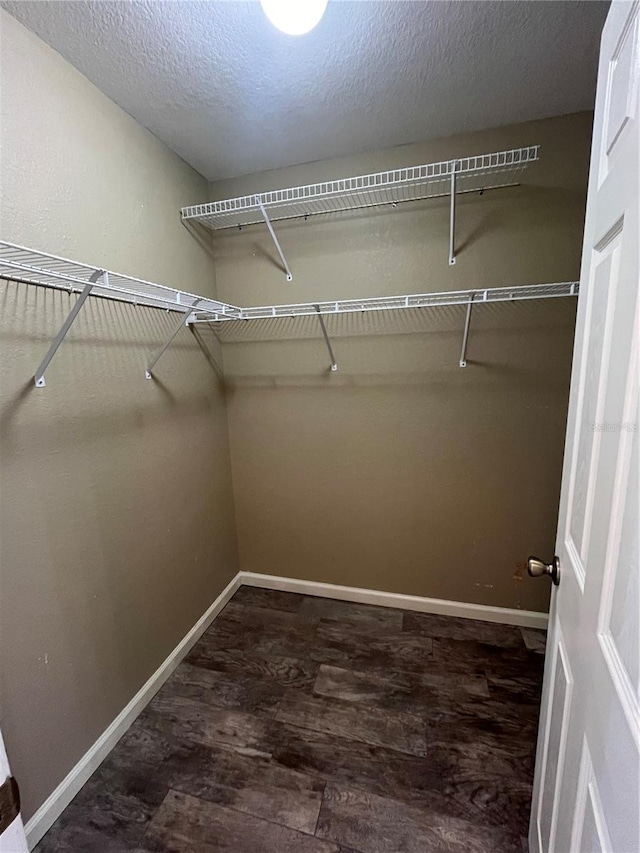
[
  {"left": 212, "top": 182, "right": 584, "bottom": 298},
  {"left": 217, "top": 299, "right": 578, "bottom": 393},
  {"left": 207, "top": 297, "right": 576, "bottom": 343},
  {"left": 0, "top": 279, "right": 226, "bottom": 453}
]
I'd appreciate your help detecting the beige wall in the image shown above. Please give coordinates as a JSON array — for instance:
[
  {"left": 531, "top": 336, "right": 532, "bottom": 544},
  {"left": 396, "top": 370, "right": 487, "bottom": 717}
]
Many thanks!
[
  {"left": 0, "top": 11, "right": 238, "bottom": 820},
  {"left": 212, "top": 112, "right": 591, "bottom": 613}
]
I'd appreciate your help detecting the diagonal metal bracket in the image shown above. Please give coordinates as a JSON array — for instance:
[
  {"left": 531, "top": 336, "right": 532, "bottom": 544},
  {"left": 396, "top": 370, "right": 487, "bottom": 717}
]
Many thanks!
[
  {"left": 459, "top": 299, "right": 474, "bottom": 368},
  {"left": 315, "top": 305, "right": 338, "bottom": 372},
  {"left": 145, "top": 300, "right": 201, "bottom": 379},
  {"left": 448, "top": 160, "right": 458, "bottom": 266},
  {"left": 257, "top": 197, "right": 293, "bottom": 282},
  {"left": 34, "top": 268, "right": 105, "bottom": 387}
]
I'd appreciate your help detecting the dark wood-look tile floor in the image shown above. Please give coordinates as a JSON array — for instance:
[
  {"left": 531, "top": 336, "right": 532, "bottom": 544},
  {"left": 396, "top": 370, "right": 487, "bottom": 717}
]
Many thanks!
[{"left": 35, "top": 587, "right": 546, "bottom": 853}]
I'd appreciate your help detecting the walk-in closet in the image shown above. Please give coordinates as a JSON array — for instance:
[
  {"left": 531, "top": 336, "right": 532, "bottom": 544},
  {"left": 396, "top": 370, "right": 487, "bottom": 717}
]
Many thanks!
[{"left": 1, "top": 2, "right": 638, "bottom": 852}]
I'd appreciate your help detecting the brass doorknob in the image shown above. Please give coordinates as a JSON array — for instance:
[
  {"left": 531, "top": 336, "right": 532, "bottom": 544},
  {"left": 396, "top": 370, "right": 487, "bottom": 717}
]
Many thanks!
[{"left": 528, "top": 555, "right": 560, "bottom": 586}]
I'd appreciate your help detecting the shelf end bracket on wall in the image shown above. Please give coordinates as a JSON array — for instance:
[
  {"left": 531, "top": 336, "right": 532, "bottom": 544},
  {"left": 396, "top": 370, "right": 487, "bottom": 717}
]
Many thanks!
[
  {"left": 145, "top": 299, "right": 202, "bottom": 380},
  {"left": 34, "top": 268, "right": 105, "bottom": 388},
  {"left": 257, "top": 197, "right": 293, "bottom": 282},
  {"left": 459, "top": 297, "right": 474, "bottom": 368},
  {"left": 449, "top": 160, "right": 458, "bottom": 266},
  {"left": 315, "top": 305, "right": 338, "bottom": 372}
]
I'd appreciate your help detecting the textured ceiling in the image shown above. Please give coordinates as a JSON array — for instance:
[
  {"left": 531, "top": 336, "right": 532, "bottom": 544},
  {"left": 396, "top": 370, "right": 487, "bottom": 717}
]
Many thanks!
[{"left": 3, "top": 0, "right": 609, "bottom": 180}]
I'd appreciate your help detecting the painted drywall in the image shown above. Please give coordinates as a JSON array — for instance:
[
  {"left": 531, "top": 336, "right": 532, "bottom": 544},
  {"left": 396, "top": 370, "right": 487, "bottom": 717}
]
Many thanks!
[
  {"left": 0, "top": 10, "right": 238, "bottom": 821},
  {"left": 212, "top": 113, "right": 591, "bottom": 614}
]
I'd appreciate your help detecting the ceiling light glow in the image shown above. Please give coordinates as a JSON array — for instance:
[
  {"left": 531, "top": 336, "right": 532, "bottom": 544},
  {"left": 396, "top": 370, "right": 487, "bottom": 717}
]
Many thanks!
[{"left": 259, "top": 0, "right": 328, "bottom": 36}]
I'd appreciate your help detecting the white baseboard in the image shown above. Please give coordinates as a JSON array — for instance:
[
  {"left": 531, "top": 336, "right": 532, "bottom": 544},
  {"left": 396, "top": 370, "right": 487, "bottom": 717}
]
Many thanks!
[
  {"left": 24, "top": 572, "right": 241, "bottom": 850},
  {"left": 239, "top": 572, "right": 549, "bottom": 630}
]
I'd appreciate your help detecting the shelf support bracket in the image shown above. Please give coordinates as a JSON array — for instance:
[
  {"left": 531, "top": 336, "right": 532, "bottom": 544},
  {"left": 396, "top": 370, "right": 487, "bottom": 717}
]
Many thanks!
[
  {"left": 34, "top": 268, "right": 105, "bottom": 387},
  {"left": 448, "top": 160, "right": 458, "bottom": 266},
  {"left": 257, "top": 197, "right": 293, "bottom": 282},
  {"left": 145, "top": 300, "right": 201, "bottom": 379},
  {"left": 315, "top": 305, "right": 338, "bottom": 372},
  {"left": 459, "top": 299, "right": 473, "bottom": 368}
]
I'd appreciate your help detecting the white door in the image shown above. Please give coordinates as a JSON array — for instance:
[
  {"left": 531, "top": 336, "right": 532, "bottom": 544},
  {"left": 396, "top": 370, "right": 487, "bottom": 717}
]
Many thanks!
[
  {"left": 529, "top": 2, "right": 640, "bottom": 852},
  {"left": 0, "top": 729, "right": 27, "bottom": 853}
]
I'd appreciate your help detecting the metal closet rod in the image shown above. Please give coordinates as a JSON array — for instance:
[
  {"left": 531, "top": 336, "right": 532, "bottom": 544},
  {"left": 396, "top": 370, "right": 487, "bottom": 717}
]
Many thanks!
[{"left": 0, "top": 240, "right": 578, "bottom": 384}]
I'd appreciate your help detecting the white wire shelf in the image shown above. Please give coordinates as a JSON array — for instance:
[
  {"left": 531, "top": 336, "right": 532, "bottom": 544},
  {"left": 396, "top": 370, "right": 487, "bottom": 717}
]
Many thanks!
[
  {"left": 190, "top": 281, "right": 578, "bottom": 324},
  {"left": 0, "top": 239, "right": 577, "bottom": 384},
  {"left": 0, "top": 240, "right": 243, "bottom": 386},
  {"left": 191, "top": 279, "right": 577, "bottom": 371},
  {"left": 0, "top": 241, "right": 242, "bottom": 318},
  {"left": 181, "top": 146, "right": 540, "bottom": 231}
]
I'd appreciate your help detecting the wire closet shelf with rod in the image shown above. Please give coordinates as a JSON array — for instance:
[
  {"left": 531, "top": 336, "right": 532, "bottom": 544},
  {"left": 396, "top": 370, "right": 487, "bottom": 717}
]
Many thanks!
[
  {"left": 181, "top": 145, "right": 541, "bottom": 275},
  {"left": 0, "top": 240, "right": 578, "bottom": 384}
]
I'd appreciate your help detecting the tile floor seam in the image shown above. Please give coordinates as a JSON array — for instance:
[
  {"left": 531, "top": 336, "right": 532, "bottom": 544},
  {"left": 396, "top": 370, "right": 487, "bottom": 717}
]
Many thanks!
[
  {"left": 312, "top": 779, "right": 329, "bottom": 839},
  {"left": 165, "top": 786, "right": 328, "bottom": 840},
  {"left": 272, "top": 717, "right": 429, "bottom": 762}
]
